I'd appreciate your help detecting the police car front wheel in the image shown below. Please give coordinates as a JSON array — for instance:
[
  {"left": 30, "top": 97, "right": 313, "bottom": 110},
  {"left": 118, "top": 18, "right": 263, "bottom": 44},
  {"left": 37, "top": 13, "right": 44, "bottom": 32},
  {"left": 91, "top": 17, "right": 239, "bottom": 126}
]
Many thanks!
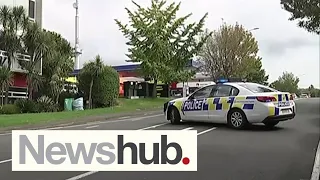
[
  {"left": 169, "top": 107, "right": 181, "bottom": 124},
  {"left": 227, "top": 109, "right": 248, "bottom": 129}
]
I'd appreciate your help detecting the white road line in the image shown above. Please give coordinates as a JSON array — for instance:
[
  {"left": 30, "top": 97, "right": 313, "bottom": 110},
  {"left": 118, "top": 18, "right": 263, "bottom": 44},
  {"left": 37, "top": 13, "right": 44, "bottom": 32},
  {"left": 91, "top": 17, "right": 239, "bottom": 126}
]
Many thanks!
[
  {"left": 85, "top": 125, "right": 99, "bottom": 129},
  {"left": 0, "top": 159, "right": 11, "bottom": 164},
  {"left": 0, "top": 132, "right": 12, "bottom": 136},
  {"left": 66, "top": 171, "right": 98, "bottom": 180},
  {"left": 0, "top": 123, "right": 167, "bottom": 166},
  {"left": 182, "top": 127, "right": 194, "bottom": 130},
  {"left": 197, "top": 127, "right": 217, "bottom": 136},
  {"left": 139, "top": 123, "right": 168, "bottom": 130},
  {"left": 65, "top": 125, "right": 217, "bottom": 180},
  {"left": 311, "top": 139, "right": 320, "bottom": 180},
  {"left": 0, "top": 114, "right": 163, "bottom": 135},
  {"left": 117, "top": 116, "right": 131, "bottom": 120},
  {"left": 65, "top": 124, "right": 168, "bottom": 180}
]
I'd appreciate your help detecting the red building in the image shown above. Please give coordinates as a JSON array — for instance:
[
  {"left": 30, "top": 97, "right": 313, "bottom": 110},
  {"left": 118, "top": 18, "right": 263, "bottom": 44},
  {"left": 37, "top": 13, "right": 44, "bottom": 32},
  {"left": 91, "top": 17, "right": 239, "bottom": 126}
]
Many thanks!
[
  {"left": 0, "top": 50, "right": 33, "bottom": 103},
  {"left": 70, "top": 60, "right": 200, "bottom": 96}
]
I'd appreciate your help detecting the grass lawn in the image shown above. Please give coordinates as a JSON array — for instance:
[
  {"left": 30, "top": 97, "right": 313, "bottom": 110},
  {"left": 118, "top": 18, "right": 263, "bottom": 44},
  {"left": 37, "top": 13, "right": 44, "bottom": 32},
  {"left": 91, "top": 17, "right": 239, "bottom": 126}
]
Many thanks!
[{"left": 0, "top": 98, "right": 171, "bottom": 128}]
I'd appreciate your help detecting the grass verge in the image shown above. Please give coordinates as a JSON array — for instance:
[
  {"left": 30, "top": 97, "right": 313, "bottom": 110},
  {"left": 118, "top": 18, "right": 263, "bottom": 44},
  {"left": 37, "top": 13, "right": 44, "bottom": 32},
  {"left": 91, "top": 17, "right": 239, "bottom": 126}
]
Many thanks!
[{"left": 0, "top": 98, "right": 171, "bottom": 128}]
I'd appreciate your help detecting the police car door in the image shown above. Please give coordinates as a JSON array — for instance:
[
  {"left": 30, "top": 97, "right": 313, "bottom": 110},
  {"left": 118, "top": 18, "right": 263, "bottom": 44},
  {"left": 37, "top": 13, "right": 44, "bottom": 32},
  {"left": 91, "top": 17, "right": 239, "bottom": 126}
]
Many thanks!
[
  {"left": 182, "top": 85, "right": 215, "bottom": 121},
  {"left": 208, "top": 84, "right": 239, "bottom": 123}
]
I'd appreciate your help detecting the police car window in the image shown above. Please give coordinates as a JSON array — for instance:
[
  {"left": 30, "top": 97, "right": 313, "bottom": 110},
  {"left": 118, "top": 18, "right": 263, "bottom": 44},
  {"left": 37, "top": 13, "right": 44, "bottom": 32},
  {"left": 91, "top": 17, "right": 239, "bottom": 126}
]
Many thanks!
[
  {"left": 230, "top": 87, "right": 239, "bottom": 96},
  {"left": 192, "top": 85, "right": 214, "bottom": 99},
  {"left": 239, "top": 83, "right": 277, "bottom": 93},
  {"left": 212, "top": 85, "right": 233, "bottom": 97}
]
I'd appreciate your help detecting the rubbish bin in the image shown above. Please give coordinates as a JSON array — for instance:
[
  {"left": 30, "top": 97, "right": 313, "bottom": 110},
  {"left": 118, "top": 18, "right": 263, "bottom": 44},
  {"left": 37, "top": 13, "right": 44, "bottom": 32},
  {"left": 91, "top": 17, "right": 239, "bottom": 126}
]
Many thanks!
[
  {"left": 73, "top": 97, "right": 84, "bottom": 111},
  {"left": 64, "top": 98, "right": 74, "bottom": 111}
]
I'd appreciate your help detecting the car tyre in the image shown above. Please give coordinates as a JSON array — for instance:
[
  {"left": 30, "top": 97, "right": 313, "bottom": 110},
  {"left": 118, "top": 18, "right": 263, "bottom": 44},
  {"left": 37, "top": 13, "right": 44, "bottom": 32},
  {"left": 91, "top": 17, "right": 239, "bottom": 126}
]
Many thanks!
[
  {"left": 263, "top": 121, "right": 279, "bottom": 128},
  {"left": 227, "top": 109, "right": 248, "bottom": 129},
  {"left": 169, "top": 107, "right": 181, "bottom": 124}
]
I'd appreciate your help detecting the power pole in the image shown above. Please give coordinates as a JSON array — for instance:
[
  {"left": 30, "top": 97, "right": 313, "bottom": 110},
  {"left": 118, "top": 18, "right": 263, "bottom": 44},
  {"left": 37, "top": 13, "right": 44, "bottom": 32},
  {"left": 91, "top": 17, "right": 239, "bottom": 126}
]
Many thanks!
[{"left": 73, "top": 0, "right": 82, "bottom": 70}]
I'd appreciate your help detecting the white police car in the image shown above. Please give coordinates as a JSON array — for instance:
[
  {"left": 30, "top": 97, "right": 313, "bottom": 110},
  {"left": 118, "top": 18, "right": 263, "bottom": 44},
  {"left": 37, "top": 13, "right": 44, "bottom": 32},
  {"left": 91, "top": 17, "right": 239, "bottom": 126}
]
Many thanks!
[{"left": 163, "top": 78, "right": 296, "bottom": 129}]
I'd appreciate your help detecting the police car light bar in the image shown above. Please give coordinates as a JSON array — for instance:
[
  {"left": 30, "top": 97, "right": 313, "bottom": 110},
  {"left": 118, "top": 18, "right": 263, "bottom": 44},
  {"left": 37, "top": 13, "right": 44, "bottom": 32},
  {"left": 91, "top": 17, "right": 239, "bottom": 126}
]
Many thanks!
[
  {"left": 216, "top": 78, "right": 246, "bottom": 83},
  {"left": 216, "top": 78, "right": 228, "bottom": 83}
]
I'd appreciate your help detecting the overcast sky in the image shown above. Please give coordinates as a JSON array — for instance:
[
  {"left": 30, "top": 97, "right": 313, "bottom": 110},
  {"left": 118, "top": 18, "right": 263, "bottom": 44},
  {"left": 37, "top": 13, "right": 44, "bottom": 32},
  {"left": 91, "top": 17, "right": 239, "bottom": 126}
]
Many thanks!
[{"left": 42, "top": 0, "right": 320, "bottom": 88}]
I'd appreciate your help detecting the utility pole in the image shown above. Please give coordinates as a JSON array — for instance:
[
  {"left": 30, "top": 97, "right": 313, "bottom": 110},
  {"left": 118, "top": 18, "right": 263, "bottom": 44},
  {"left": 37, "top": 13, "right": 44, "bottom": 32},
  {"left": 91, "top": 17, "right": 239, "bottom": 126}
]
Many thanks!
[{"left": 73, "top": 0, "right": 82, "bottom": 70}]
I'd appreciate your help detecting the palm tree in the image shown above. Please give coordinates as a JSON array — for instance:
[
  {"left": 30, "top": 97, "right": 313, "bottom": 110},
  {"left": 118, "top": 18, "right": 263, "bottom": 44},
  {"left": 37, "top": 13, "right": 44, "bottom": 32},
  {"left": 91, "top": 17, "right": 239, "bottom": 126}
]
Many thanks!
[
  {"left": 82, "top": 55, "right": 104, "bottom": 109},
  {"left": 23, "top": 62, "right": 44, "bottom": 100},
  {"left": 21, "top": 22, "right": 49, "bottom": 100},
  {"left": 0, "top": 66, "right": 13, "bottom": 106},
  {"left": 41, "top": 31, "right": 73, "bottom": 103},
  {"left": 49, "top": 73, "right": 63, "bottom": 104},
  {"left": 0, "top": 5, "right": 28, "bottom": 104},
  {"left": 0, "top": 6, "right": 27, "bottom": 68}
]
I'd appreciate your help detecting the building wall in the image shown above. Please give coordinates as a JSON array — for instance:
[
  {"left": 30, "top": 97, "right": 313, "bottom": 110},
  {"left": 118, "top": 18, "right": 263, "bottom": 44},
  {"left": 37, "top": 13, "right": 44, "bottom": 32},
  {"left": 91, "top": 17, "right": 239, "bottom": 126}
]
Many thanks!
[
  {"left": 0, "top": 0, "right": 42, "bottom": 28},
  {"left": 0, "top": 0, "right": 43, "bottom": 100}
]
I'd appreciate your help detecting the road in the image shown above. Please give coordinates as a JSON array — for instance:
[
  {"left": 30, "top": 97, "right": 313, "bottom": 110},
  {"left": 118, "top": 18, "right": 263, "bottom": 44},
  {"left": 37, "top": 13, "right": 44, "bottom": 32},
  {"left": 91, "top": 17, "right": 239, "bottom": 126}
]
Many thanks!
[{"left": 0, "top": 98, "right": 319, "bottom": 180}]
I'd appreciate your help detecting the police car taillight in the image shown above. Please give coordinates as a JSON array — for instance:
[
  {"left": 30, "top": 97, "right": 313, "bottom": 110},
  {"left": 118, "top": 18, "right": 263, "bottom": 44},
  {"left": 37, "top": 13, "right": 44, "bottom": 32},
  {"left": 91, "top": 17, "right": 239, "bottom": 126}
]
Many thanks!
[
  {"left": 256, "top": 96, "right": 277, "bottom": 102},
  {"left": 290, "top": 94, "right": 294, "bottom": 100}
]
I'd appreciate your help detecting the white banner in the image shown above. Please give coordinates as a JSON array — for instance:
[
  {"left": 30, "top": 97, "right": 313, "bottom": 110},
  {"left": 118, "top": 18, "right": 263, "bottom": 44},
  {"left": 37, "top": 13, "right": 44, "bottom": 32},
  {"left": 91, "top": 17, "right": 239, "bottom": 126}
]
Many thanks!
[{"left": 12, "top": 130, "right": 197, "bottom": 171}]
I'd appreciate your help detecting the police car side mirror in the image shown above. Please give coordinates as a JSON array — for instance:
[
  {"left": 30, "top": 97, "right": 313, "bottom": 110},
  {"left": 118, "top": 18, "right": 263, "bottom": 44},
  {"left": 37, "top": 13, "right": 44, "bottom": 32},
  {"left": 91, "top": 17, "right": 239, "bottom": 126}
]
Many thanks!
[{"left": 188, "top": 95, "right": 195, "bottom": 100}]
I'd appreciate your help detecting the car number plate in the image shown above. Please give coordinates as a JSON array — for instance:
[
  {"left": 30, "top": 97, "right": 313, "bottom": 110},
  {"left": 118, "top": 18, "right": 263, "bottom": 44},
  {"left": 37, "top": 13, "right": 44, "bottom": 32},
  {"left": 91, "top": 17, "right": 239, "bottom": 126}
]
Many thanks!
[
  {"left": 278, "top": 101, "right": 290, "bottom": 107},
  {"left": 281, "top": 109, "right": 291, "bottom": 114}
]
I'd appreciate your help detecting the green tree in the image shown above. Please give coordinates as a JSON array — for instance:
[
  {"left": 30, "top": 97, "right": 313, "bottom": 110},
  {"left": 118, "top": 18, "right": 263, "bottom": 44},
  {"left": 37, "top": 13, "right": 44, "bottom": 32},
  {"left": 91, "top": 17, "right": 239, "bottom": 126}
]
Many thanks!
[
  {"left": 80, "top": 55, "right": 104, "bottom": 109},
  {"left": 78, "top": 62, "right": 119, "bottom": 108},
  {"left": 115, "top": 0, "right": 210, "bottom": 97},
  {"left": 40, "top": 30, "right": 74, "bottom": 103},
  {"left": 21, "top": 22, "right": 50, "bottom": 100},
  {"left": 0, "top": 5, "right": 29, "bottom": 103},
  {"left": 270, "top": 71, "right": 299, "bottom": 93},
  {"left": 199, "top": 23, "right": 269, "bottom": 84},
  {"left": 0, "top": 65, "right": 13, "bottom": 106},
  {"left": 280, "top": 0, "right": 320, "bottom": 34},
  {"left": 307, "top": 84, "right": 319, "bottom": 97},
  {"left": 91, "top": 66, "right": 119, "bottom": 107}
]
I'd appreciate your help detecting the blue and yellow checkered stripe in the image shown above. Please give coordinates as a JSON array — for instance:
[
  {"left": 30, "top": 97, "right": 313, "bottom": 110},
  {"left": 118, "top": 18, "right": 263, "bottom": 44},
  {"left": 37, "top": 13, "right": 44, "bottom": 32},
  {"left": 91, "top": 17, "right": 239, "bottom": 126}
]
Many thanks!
[
  {"left": 268, "top": 93, "right": 290, "bottom": 116},
  {"left": 273, "top": 94, "right": 290, "bottom": 102},
  {"left": 169, "top": 93, "right": 292, "bottom": 116},
  {"left": 207, "top": 96, "right": 256, "bottom": 111}
]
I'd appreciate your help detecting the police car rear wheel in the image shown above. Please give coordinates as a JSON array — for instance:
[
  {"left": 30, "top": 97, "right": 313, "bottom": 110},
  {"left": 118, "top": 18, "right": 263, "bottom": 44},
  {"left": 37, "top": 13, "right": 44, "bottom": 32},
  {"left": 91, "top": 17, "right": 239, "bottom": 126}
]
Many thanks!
[
  {"left": 227, "top": 109, "right": 248, "bottom": 129},
  {"left": 169, "top": 107, "right": 181, "bottom": 124}
]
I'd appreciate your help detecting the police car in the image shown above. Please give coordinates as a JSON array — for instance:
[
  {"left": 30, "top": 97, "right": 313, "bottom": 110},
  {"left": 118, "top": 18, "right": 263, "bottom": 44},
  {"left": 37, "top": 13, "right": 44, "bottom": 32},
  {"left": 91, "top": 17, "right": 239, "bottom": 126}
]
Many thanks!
[{"left": 163, "top": 78, "right": 296, "bottom": 129}]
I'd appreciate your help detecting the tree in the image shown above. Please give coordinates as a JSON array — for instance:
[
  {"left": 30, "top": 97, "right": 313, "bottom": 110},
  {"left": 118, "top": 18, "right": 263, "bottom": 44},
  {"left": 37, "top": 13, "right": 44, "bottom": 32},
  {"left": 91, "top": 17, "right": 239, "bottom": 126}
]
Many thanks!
[
  {"left": 91, "top": 66, "right": 119, "bottom": 107},
  {"left": 280, "top": 0, "right": 320, "bottom": 34},
  {"left": 21, "top": 22, "right": 49, "bottom": 100},
  {"left": 78, "top": 62, "right": 119, "bottom": 108},
  {"left": 307, "top": 84, "right": 319, "bottom": 97},
  {"left": 198, "top": 23, "right": 269, "bottom": 84},
  {"left": 270, "top": 71, "right": 299, "bottom": 93},
  {"left": 40, "top": 30, "right": 74, "bottom": 103},
  {"left": 115, "top": 0, "right": 210, "bottom": 97},
  {"left": 80, "top": 55, "right": 104, "bottom": 109},
  {"left": 0, "top": 5, "right": 29, "bottom": 103},
  {"left": 0, "top": 65, "right": 13, "bottom": 106},
  {"left": 243, "top": 58, "right": 269, "bottom": 85}
]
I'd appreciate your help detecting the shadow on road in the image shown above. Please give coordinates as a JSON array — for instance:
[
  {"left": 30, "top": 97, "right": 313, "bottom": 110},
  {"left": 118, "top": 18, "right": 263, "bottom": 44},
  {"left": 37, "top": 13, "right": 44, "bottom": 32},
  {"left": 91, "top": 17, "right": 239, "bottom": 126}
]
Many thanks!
[{"left": 178, "top": 121, "right": 285, "bottom": 132}]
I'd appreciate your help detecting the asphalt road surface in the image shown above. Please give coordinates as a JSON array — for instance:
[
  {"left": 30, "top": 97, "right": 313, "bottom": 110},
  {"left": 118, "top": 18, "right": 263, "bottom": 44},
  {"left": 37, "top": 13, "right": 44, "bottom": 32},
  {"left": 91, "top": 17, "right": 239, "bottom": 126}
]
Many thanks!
[{"left": 0, "top": 98, "right": 319, "bottom": 180}]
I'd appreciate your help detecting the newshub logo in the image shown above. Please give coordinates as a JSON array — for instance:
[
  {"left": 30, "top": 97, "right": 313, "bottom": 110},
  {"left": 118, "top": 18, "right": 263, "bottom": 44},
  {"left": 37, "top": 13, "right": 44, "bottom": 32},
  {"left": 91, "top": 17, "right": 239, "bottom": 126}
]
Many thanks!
[{"left": 12, "top": 130, "right": 197, "bottom": 171}]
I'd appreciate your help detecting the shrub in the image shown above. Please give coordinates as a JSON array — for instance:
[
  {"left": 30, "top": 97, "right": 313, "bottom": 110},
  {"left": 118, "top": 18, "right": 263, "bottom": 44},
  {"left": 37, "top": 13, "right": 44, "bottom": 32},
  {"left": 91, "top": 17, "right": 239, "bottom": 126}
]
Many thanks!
[
  {"left": 78, "top": 65, "right": 119, "bottom": 108},
  {"left": 14, "top": 99, "right": 38, "bottom": 113},
  {"left": 0, "top": 104, "right": 20, "bottom": 114},
  {"left": 37, "top": 96, "right": 59, "bottom": 112}
]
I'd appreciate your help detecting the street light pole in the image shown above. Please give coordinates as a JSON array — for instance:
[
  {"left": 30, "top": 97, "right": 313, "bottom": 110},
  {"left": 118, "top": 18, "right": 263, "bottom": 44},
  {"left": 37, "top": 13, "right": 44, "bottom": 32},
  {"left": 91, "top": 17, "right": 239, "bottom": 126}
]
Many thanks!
[{"left": 73, "top": 0, "right": 81, "bottom": 70}]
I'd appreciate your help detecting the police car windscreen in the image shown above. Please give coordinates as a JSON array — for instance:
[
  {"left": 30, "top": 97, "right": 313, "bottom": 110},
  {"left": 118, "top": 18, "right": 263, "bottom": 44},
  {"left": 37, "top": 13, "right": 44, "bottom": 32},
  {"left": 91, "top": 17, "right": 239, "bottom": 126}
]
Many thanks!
[{"left": 239, "top": 83, "right": 278, "bottom": 93}]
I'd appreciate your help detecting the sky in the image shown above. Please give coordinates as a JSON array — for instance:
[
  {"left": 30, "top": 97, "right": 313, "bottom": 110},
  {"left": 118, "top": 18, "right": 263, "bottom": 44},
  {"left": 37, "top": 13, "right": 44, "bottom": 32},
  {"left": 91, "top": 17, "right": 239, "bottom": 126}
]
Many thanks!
[{"left": 42, "top": 0, "right": 320, "bottom": 88}]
